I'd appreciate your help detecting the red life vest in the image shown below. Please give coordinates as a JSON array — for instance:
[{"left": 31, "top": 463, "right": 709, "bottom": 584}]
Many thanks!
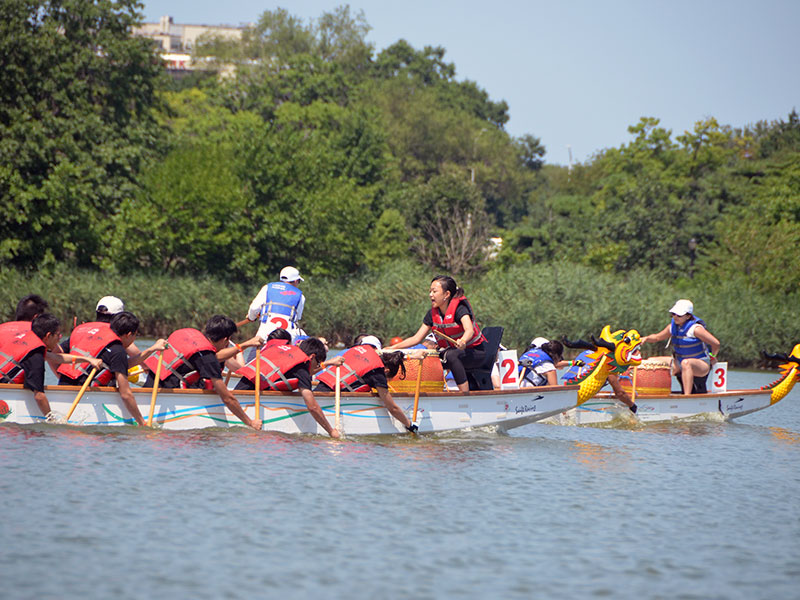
[
  {"left": 57, "top": 322, "right": 120, "bottom": 385},
  {"left": 2, "top": 321, "right": 32, "bottom": 335},
  {"left": 236, "top": 344, "right": 309, "bottom": 391},
  {"left": 144, "top": 328, "right": 217, "bottom": 388},
  {"left": 431, "top": 296, "right": 486, "bottom": 349},
  {"left": 0, "top": 322, "right": 45, "bottom": 384},
  {"left": 316, "top": 345, "right": 384, "bottom": 392}
]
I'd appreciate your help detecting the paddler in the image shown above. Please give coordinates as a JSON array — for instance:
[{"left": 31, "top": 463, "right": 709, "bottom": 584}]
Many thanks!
[
  {"left": 57, "top": 296, "right": 158, "bottom": 373},
  {"left": 57, "top": 311, "right": 162, "bottom": 426},
  {"left": 640, "top": 299, "right": 720, "bottom": 395},
  {"left": 315, "top": 335, "right": 418, "bottom": 433},
  {"left": 234, "top": 333, "right": 341, "bottom": 438},
  {"left": 244, "top": 266, "right": 307, "bottom": 342},
  {"left": 387, "top": 275, "right": 487, "bottom": 393},
  {"left": 0, "top": 313, "right": 101, "bottom": 419},
  {"left": 142, "top": 315, "right": 263, "bottom": 430}
]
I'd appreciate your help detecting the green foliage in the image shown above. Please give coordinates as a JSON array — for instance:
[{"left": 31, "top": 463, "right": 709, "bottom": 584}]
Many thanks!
[
  {"left": 363, "top": 209, "right": 410, "bottom": 270},
  {"left": 0, "top": 0, "right": 164, "bottom": 268},
  {"left": 104, "top": 142, "right": 254, "bottom": 279}
]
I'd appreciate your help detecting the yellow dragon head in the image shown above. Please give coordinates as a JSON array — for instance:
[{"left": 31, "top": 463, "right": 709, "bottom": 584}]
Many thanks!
[
  {"left": 563, "top": 325, "right": 643, "bottom": 403},
  {"left": 762, "top": 343, "right": 800, "bottom": 404}
]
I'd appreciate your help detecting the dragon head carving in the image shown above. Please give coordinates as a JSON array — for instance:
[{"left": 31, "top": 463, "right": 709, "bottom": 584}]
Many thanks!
[
  {"left": 563, "top": 325, "right": 643, "bottom": 403},
  {"left": 762, "top": 343, "right": 800, "bottom": 404}
]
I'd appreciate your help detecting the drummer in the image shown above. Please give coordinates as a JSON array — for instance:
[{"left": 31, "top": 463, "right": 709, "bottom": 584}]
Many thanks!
[
  {"left": 387, "top": 275, "right": 486, "bottom": 392},
  {"left": 641, "top": 299, "right": 720, "bottom": 395}
]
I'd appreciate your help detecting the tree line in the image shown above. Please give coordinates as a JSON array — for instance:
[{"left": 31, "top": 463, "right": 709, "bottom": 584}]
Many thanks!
[{"left": 2, "top": 1, "right": 798, "bottom": 358}]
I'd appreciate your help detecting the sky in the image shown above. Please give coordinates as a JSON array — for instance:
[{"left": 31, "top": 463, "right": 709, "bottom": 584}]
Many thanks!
[{"left": 141, "top": 0, "right": 799, "bottom": 165}]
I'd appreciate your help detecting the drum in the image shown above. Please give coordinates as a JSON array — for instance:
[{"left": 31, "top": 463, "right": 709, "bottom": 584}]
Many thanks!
[
  {"left": 620, "top": 357, "right": 672, "bottom": 395},
  {"left": 388, "top": 355, "right": 445, "bottom": 393}
]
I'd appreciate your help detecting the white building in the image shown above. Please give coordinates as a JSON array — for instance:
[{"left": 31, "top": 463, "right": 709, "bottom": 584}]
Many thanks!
[{"left": 132, "top": 15, "right": 248, "bottom": 72}]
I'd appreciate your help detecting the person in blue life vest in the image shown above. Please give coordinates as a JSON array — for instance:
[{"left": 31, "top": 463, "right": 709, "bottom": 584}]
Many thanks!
[
  {"left": 641, "top": 299, "right": 721, "bottom": 395},
  {"left": 0, "top": 313, "right": 101, "bottom": 419},
  {"left": 143, "top": 315, "right": 263, "bottom": 430},
  {"left": 518, "top": 339, "right": 564, "bottom": 387},
  {"left": 387, "top": 275, "right": 487, "bottom": 393},
  {"left": 245, "top": 266, "right": 307, "bottom": 342},
  {"left": 234, "top": 333, "right": 340, "bottom": 438},
  {"left": 315, "top": 335, "right": 418, "bottom": 433},
  {"left": 57, "top": 311, "right": 166, "bottom": 427}
]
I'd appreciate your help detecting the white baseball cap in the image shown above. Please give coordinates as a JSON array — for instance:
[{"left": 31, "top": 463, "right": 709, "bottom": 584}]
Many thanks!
[
  {"left": 359, "top": 335, "right": 382, "bottom": 350},
  {"left": 96, "top": 296, "right": 124, "bottom": 315},
  {"left": 669, "top": 299, "right": 694, "bottom": 316},
  {"left": 279, "top": 266, "right": 304, "bottom": 282},
  {"left": 531, "top": 337, "right": 549, "bottom": 348}
]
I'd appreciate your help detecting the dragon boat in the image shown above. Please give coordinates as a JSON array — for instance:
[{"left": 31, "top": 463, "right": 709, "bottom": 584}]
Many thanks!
[
  {"left": 0, "top": 326, "right": 642, "bottom": 436},
  {"left": 545, "top": 343, "right": 800, "bottom": 426}
]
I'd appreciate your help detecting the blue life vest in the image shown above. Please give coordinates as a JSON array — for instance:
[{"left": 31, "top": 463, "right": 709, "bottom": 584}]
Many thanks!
[
  {"left": 670, "top": 316, "right": 709, "bottom": 363},
  {"left": 518, "top": 348, "right": 553, "bottom": 387},
  {"left": 260, "top": 282, "right": 303, "bottom": 325},
  {"left": 561, "top": 350, "right": 594, "bottom": 384}
]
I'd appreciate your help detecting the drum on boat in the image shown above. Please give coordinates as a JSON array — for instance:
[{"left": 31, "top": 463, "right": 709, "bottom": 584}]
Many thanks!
[
  {"left": 388, "top": 355, "right": 445, "bottom": 393},
  {"left": 620, "top": 357, "right": 673, "bottom": 395}
]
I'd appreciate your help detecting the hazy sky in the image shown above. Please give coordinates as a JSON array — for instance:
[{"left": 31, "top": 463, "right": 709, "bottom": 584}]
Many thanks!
[{"left": 142, "top": 0, "right": 799, "bottom": 165}]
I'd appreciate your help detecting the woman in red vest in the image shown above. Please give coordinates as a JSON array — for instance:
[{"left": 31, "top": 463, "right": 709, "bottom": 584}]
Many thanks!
[{"left": 388, "top": 275, "right": 487, "bottom": 393}]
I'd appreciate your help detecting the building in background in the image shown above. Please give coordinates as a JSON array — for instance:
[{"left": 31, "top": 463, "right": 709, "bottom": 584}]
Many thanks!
[{"left": 132, "top": 15, "right": 248, "bottom": 75}]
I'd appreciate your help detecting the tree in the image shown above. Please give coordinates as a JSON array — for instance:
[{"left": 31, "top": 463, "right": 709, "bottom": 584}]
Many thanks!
[
  {"left": 105, "top": 142, "right": 254, "bottom": 280},
  {"left": 406, "top": 169, "right": 492, "bottom": 274},
  {"left": 0, "top": 0, "right": 164, "bottom": 268}
]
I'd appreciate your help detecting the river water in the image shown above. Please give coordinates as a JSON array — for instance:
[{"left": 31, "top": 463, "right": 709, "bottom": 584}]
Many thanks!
[{"left": 3, "top": 370, "right": 799, "bottom": 599}]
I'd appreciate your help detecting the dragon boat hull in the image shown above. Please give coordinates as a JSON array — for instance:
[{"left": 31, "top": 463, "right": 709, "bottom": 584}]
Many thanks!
[
  {"left": 544, "top": 388, "right": 788, "bottom": 426},
  {"left": 0, "top": 383, "right": 582, "bottom": 436}
]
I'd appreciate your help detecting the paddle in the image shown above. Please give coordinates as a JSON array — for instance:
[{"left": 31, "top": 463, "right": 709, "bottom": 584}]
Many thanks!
[
  {"left": 147, "top": 350, "right": 164, "bottom": 427},
  {"left": 412, "top": 357, "right": 424, "bottom": 423},
  {"left": 254, "top": 344, "right": 261, "bottom": 422},
  {"left": 65, "top": 367, "right": 98, "bottom": 421},
  {"left": 631, "top": 366, "right": 638, "bottom": 404},
  {"left": 432, "top": 329, "right": 459, "bottom": 346},
  {"left": 334, "top": 366, "right": 341, "bottom": 432}
]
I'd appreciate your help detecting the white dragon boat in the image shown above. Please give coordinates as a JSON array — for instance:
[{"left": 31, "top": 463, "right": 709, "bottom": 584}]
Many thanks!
[
  {"left": 0, "top": 383, "right": 583, "bottom": 435},
  {"left": 0, "top": 325, "right": 644, "bottom": 436},
  {"left": 545, "top": 344, "right": 800, "bottom": 426}
]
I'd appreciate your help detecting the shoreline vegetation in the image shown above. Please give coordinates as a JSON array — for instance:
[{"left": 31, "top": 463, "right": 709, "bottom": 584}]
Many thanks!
[{"left": 3, "top": 261, "right": 796, "bottom": 369}]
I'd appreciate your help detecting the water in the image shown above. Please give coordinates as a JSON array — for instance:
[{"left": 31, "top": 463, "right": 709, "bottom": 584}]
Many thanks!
[{"left": 3, "top": 370, "right": 799, "bottom": 599}]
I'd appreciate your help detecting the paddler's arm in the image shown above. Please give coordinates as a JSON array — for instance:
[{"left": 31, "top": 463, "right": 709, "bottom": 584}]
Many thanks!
[
  {"left": 21, "top": 352, "right": 52, "bottom": 417},
  {"left": 45, "top": 352, "right": 103, "bottom": 369},
  {"left": 300, "top": 388, "right": 340, "bottom": 438},
  {"left": 386, "top": 324, "right": 431, "bottom": 350},
  {"left": 127, "top": 339, "right": 168, "bottom": 368},
  {"left": 115, "top": 371, "right": 147, "bottom": 427},
  {"left": 212, "top": 378, "right": 261, "bottom": 430},
  {"left": 694, "top": 326, "right": 720, "bottom": 362},
  {"left": 607, "top": 373, "right": 634, "bottom": 408},
  {"left": 216, "top": 335, "right": 263, "bottom": 363},
  {"left": 641, "top": 325, "right": 671, "bottom": 344}
]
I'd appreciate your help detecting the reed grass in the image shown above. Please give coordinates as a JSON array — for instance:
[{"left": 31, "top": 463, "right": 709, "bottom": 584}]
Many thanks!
[{"left": 2, "top": 262, "right": 796, "bottom": 367}]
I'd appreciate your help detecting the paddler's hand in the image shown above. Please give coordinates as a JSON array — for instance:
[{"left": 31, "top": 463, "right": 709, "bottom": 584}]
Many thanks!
[
  {"left": 242, "top": 335, "right": 263, "bottom": 349},
  {"left": 330, "top": 428, "right": 341, "bottom": 439},
  {"left": 323, "top": 355, "right": 346, "bottom": 368},
  {"left": 87, "top": 356, "right": 103, "bottom": 369},
  {"left": 249, "top": 418, "right": 263, "bottom": 431},
  {"left": 152, "top": 338, "right": 168, "bottom": 352},
  {"left": 455, "top": 338, "right": 467, "bottom": 350}
]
